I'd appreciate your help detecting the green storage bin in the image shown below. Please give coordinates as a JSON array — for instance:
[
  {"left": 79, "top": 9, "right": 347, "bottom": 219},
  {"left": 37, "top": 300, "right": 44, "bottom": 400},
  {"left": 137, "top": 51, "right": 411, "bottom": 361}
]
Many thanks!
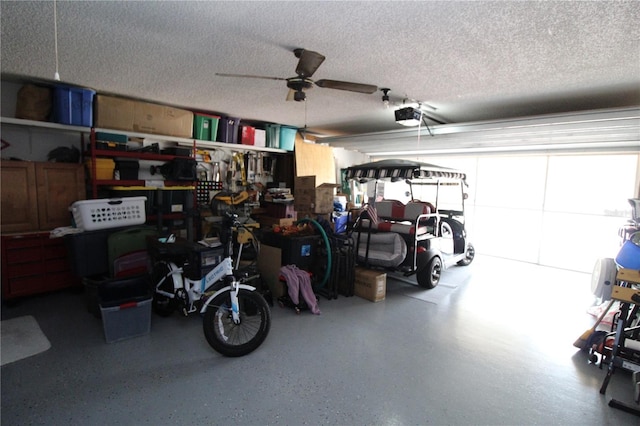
[
  {"left": 266, "top": 123, "right": 281, "bottom": 148},
  {"left": 193, "top": 113, "right": 220, "bottom": 141}
]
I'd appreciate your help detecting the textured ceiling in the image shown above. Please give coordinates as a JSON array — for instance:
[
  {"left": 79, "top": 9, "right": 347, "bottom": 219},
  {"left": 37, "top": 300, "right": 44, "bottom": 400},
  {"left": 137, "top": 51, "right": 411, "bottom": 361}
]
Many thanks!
[{"left": 1, "top": 0, "right": 639, "bottom": 137}]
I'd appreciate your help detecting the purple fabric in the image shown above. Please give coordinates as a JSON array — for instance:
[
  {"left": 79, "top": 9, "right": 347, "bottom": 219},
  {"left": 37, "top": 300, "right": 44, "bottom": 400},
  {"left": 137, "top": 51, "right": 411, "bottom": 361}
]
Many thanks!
[{"left": 280, "top": 265, "right": 321, "bottom": 315}]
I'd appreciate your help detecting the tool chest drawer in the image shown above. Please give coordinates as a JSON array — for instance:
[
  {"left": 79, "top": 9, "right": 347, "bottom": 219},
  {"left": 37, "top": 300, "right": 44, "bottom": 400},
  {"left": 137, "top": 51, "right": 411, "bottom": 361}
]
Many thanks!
[{"left": 1, "top": 232, "right": 80, "bottom": 300}]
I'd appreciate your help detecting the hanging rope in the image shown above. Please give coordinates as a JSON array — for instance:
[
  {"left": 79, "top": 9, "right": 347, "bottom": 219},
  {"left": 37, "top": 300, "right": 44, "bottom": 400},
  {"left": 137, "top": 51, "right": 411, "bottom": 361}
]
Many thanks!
[{"left": 53, "top": 0, "right": 60, "bottom": 81}]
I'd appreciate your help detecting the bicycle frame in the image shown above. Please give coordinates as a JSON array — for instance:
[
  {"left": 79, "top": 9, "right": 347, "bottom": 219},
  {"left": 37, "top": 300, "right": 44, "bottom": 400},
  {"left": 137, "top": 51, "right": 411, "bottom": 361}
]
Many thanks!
[{"left": 154, "top": 255, "right": 255, "bottom": 322}]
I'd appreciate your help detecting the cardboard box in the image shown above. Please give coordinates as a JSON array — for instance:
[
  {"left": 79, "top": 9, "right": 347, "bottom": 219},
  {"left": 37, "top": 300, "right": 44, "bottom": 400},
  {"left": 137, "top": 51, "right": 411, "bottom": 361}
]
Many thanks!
[
  {"left": 294, "top": 176, "right": 339, "bottom": 213},
  {"left": 354, "top": 267, "right": 386, "bottom": 302},
  {"left": 256, "top": 215, "right": 297, "bottom": 228},
  {"left": 258, "top": 244, "right": 285, "bottom": 298},
  {"left": 95, "top": 95, "right": 194, "bottom": 138}
]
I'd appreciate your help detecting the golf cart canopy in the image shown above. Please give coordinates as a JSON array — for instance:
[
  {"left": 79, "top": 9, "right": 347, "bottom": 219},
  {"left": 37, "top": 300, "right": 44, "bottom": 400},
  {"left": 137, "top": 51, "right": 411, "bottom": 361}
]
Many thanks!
[{"left": 344, "top": 159, "right": 467, "bottom": 181}]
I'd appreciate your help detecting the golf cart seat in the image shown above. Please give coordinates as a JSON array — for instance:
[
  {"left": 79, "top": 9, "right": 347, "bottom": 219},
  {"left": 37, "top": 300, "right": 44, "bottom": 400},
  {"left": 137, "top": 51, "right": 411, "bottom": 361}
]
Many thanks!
[
  {"left": 357, "top": 200, "right": 437, "bottom": 236},
  {"left": 355, "top": 231, "right": 407, "bottom": 268}
]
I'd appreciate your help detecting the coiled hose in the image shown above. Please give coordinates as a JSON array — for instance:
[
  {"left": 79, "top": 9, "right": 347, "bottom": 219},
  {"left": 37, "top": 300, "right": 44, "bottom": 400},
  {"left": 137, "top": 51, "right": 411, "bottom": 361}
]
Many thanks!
[{"left": 296, "top": 218, "right": 332, "bottom": 289}]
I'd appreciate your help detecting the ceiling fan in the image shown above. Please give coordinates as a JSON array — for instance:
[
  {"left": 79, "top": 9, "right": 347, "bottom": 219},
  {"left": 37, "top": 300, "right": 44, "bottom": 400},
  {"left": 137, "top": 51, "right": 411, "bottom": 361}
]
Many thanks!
[{"left": 216, "top": 48, "right": 378, "bottom": 101}]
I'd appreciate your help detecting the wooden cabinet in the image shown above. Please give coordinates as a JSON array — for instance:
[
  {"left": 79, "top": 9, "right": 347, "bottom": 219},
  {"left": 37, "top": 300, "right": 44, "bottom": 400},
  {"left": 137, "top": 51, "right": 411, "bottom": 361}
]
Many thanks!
[
  {"left": 0, "top": 161, "right": 39, "bottom": 232},
  {"left": 1, "top": 232, "right": 80, "bottom": 300},
  {"left": 1, "top": 160, "right": 85, "bottom": 233}
]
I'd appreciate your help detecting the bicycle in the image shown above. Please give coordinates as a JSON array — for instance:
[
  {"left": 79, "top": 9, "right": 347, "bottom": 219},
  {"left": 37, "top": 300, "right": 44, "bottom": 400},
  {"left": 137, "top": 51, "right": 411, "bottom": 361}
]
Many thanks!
[{"left": 149, "top": 211, "right": 271, "bottom": 357}]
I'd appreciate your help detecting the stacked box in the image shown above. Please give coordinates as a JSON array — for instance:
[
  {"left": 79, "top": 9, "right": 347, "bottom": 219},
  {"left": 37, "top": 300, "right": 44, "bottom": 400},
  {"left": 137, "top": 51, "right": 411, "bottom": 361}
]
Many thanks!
[
  {"left": 94, "top": 95, "right": 193, "bottom": 138},
  {"left": 265, "top": 202, "right": 296, "bottom": 218},
  {"left": 294, "top": 176, "right": 339, "bottom": 214},
  {"left": 354, "top": 267, "right": 386, "bottom": 302}
]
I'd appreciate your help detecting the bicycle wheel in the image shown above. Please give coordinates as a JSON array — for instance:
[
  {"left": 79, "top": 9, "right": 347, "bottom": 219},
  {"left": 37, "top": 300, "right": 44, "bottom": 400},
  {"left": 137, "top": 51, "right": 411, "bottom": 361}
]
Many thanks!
[{"left": 202, "top": 288, "right": 271, "bottom": 357}]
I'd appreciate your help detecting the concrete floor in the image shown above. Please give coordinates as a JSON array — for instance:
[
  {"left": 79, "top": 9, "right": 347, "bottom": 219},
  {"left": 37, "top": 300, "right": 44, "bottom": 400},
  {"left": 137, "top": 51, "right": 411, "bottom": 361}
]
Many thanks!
[{"left": 1, "top": 254, "right": 638, "bottom": 425}]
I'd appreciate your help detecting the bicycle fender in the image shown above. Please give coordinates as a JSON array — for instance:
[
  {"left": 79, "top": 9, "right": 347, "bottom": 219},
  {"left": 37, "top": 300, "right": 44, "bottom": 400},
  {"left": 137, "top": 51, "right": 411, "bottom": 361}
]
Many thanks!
[
  {"left": 156, "top": 261, "right": 184, "bottom": 294},
  {"left": 199, "top": 284, "right": 256, "bottom": 314}
]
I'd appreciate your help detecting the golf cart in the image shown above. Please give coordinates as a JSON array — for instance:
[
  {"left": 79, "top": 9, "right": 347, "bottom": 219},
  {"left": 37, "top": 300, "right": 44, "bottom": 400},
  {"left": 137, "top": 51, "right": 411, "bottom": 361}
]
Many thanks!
[{"left": 345, "top": 159, "right": 475, "bottom": 289}]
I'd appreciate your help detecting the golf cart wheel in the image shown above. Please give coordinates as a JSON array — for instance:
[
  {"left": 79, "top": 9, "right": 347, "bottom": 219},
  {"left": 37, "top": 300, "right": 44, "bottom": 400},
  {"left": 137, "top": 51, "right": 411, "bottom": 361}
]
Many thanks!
[
  {"left": 457, "top": 243, "right": 475, "bottom": 266},
  {"left": 417, "top": 253, "right": 441, "bottom": 289}
]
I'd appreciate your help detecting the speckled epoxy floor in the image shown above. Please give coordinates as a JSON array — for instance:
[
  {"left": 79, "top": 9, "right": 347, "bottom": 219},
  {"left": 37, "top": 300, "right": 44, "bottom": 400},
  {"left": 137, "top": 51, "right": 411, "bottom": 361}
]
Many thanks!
[{"left": 2, "top": 255, "right": 638, "bottom": 425}]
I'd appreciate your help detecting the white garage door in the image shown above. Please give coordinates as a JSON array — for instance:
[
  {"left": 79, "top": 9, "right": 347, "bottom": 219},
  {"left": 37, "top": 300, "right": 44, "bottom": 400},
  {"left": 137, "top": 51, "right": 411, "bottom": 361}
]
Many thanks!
[{"left": 416, "top": 153, "right": 639, "bottom": 272}]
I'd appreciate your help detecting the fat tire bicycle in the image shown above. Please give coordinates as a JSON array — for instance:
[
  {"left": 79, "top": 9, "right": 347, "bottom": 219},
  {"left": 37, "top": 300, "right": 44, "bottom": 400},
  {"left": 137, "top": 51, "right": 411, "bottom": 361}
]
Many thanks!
[{"left": 149, "top": 211, "right": 271, "bottom": 357}]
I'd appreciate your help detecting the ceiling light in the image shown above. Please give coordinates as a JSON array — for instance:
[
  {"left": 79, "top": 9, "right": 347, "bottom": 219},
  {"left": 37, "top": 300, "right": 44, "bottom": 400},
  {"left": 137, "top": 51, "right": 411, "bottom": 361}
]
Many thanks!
[
  {"left": 395, "top": 107, "right": 423, "bottom": 126},
  {"left": 381, "top": 88, "right": 390, "bottom": 109}
]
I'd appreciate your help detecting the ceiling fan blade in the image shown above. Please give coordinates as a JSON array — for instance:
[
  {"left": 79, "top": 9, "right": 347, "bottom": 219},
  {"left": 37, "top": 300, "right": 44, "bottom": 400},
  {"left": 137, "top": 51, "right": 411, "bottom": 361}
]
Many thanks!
[
  {"left": 216, "top": 73, "right": 287, "bottom": 81},
  {"left": 314, "top": 79, "right": 378, "bottom": 94},
  {"left": 295, "top": 49, "right": 325, "bottom": 78}
]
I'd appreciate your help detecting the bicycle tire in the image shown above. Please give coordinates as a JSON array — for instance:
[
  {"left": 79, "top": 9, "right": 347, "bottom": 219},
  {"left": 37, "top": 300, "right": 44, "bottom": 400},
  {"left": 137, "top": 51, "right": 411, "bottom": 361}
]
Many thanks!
[{"left": 202, "top": 288, "right": 271, "bottom": 357}]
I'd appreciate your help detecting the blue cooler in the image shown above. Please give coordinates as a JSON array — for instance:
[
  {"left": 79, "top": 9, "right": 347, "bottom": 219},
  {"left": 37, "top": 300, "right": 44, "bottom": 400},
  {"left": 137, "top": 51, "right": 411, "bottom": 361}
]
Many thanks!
[{"left": 615, "top": 233, "right": 640, "bottom": 269}]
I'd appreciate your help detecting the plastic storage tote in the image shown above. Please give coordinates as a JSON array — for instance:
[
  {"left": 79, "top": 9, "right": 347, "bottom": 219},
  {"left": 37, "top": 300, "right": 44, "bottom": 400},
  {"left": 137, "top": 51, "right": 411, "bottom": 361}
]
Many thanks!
[
  {"left": 279, "top": 126, "right": 297, "bottom": 151},
  {"left": 266, "top": 124, "right": 281, "bottom": 148},
  {"left": 241, "top": 125, "right": 255, "bottom": 145},
  {"left": 97, "top": 274, "right": 152, "bottom": 343},
  {"left": 53, "top": 86, "right": 96, "bottom": 127},
  {"left": 193, "top": 113, "right": 220, "bottom": 141},
  {"left": 217, "top": 117, "right": 240, "bottom": 144}
]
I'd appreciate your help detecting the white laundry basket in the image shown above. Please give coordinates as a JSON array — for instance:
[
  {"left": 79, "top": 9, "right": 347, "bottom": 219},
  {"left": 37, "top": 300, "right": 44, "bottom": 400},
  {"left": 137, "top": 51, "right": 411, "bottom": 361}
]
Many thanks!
[{"left": 70, "top": 197, "right": 147, "bottom": 231}]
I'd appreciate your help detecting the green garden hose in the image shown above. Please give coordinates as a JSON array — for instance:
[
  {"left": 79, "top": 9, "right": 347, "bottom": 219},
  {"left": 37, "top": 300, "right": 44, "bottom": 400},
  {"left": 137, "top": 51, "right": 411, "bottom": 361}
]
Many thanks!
[{"left": 296, "top": 218, "right": 332, "bottom": 289}]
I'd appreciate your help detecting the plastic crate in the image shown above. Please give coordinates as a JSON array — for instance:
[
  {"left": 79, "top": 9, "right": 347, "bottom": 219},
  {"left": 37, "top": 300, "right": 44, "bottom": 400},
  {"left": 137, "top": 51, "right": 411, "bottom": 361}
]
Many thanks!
[
  {"left": 279, "top": 126, "right": 297, "bottom": 151},
  {"left": 53, "top": 86, "right": 95, "bottom": 127},
  {"left": 70, "top": 197, "right": 147, "bottom": 231}
]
